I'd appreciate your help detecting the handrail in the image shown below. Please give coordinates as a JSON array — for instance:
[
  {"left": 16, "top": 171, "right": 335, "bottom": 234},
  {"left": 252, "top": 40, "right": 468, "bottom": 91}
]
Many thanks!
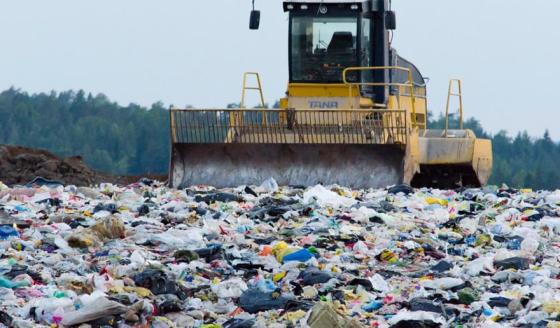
[
  {"left": 169, "top": 106, "right": 177, "bottom": 143},
  {"left": 170, "top": 108, "right": 406, "bottom": 113},
  {"left": 445, "top": 79, "right": 464, "bottom": 136},
  {"left": 241, "top": 72, "right": 267, "bottom": 126},
  {"left": 241, "top": 72, "right": 266, "bottom": 109},
  {"left": 169, "top": 108, "right": 409, "bottom": 145},
  {"left": 342, "top": 66, "right": 418, "bottom": 127}
]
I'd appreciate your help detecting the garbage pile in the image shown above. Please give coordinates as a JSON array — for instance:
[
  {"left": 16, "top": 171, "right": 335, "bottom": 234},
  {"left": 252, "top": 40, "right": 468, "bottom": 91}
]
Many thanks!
[{"left": 1, "top": 178, "right": 560, "bottom": 327}]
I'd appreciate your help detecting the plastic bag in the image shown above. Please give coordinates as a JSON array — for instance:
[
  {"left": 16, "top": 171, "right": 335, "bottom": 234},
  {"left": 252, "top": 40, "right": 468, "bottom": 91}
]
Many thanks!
[
  {"left": 421, "top": 278, "right": 464, "bottom": 290},
  {"left": 303, "top": 185, "right": 356, "bottom": 208},
  {"left": 259, "top": 177, "right": 279, "bottom": 193},
  {"left": 61, "top": 297, "right": 127, "bottom": 326},
  {"left": 211, "top": 278, "right": 248, "bottom": 299}
]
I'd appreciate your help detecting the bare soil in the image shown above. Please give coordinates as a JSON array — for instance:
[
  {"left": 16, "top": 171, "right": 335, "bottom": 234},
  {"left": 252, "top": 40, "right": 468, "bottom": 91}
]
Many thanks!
[{"left": 0, "top": 144, "right": 167, "bottom": 186}]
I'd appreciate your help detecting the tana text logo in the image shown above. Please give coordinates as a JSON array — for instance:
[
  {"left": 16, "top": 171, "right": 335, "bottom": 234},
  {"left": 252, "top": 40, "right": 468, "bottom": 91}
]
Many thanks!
[{"left": 309, "top": 101, "right": 339, "bottom": 109}]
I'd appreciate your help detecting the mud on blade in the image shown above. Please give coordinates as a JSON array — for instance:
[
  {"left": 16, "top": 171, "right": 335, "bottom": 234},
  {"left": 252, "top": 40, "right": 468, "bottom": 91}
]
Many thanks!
[{"left": 170, "top": 144, "right": 405, "bottom": 189}]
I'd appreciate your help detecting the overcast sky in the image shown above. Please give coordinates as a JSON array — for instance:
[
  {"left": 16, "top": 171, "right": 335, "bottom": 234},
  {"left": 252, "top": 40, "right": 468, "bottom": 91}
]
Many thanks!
[{"left": 0, "top": 1, "right": 557, "bottom": 139}]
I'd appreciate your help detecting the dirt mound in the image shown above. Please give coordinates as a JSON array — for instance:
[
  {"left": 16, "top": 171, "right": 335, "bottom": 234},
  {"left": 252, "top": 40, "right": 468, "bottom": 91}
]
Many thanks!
[
  {"left": 0, "top": 145, "right": 101, "bottom": 186},
  {"left": 0, "top": 145, "right": 168, "bottom": 187}
]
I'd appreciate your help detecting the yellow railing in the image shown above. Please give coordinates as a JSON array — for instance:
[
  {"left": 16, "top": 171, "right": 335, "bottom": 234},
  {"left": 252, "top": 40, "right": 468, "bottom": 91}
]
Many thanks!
[
  {"left": 169, "top": 108, "right": 408, "bottom": 145},
  {"left": 342, "top": 66, "right": 418, "bottom": 126},
  {"left": 241, "top": 72, "right": 266, "bottom": 108},
  {"left": 240, "top": 72, "right": 267, "bottom": 126},
  {"left": 445, "top": 79, "right": 464, "bottom": 136}
]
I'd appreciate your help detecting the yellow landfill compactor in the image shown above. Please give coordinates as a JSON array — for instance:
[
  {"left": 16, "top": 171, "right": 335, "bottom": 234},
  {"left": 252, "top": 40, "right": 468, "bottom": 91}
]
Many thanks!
[{"left": 169, "top": 0, "right": 492, "bottom": 189}]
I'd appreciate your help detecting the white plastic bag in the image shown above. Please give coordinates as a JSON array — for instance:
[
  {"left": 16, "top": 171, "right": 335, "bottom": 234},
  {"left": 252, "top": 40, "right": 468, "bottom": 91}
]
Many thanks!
[
  {"left": 259, "top": 177, "right": 279, "bottom": 193},
  {"left": 61, "top": 297, "right": 127, "bottom": 326},
  {"left": 303, "top": 185, "right": 356, "bottom": 208},
  {"left": 211, "top": 278, "right": 248, "bottom": 299},
  {"left": 420, "top": 278, "right": 464, "bottom": 290}
]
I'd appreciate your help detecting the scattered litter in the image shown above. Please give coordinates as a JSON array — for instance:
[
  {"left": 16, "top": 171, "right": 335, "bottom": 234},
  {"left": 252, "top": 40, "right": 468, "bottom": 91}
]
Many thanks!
[{"left": 0, "top": 180, "right": 559, "bottom": 327}]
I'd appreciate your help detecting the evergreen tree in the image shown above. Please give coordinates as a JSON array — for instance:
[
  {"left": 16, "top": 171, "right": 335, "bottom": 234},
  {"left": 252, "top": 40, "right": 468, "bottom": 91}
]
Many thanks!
[
  {"left": 0, "top": 88, "right": 170, "bottom": 175},
  {"left": 0, "top": 89, "right": 559, "bottom": 189}
]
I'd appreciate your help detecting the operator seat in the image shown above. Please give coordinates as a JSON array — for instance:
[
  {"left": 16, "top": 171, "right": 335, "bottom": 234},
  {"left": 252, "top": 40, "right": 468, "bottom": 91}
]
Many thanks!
[
  {"left": 327, "top": 31, "right": 355, "bottom": 81},
  {"left": 327, "top": 32, "right": 354, "bottom": 54}
]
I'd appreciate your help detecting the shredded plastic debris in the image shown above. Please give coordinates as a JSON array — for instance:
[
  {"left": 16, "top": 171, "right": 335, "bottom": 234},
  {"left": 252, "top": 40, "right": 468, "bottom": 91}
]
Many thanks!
[{"left": 1, "top": 178, "right": 560, "bottom": 327}]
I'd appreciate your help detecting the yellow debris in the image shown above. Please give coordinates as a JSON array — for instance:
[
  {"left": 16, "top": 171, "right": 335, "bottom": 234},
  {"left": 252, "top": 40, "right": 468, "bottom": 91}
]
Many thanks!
[
  {"left": 543, "top": 301, "right": 560, "bottom": 314},
  {"left": 285, "top": 310, "right": 306, "bottom": 322},
  {"left": 273, "top": 271, "right": 286, "bottom": 282},
  {"left": 123, "top": 286, "right": 153, "bottom": 298},
  {"left": 425, "top": 197, "right": 448, "bottom": 206}
]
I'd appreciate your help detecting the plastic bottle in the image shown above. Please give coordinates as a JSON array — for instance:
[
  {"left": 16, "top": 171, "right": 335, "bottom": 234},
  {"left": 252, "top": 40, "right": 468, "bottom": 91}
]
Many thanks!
[{"left": 0, "top": 225, "right": 18, "bottom": 240}]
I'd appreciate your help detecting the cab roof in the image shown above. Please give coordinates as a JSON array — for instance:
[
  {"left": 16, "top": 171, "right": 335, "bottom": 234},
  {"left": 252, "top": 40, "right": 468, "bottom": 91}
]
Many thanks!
[{"left": 283, "top": 0, "right": 365, "bottom": 3}]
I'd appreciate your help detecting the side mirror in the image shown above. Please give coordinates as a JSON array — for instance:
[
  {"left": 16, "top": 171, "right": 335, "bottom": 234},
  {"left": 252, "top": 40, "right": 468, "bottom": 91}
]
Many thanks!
[
  {"left": 250, "top": 10, "right": 261, "bottom": 30},
  {"left": 386, "top": 11, "right": 396, "bottom": 30}
]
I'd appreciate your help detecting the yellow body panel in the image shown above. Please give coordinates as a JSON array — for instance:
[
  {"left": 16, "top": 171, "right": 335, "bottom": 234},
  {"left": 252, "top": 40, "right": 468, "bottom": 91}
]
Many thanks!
[
  {"left": 288, "top": 83, "right": 360, "bottom": 97},
  {"left": 286, "top": 83, "right": 428, "bottom": 129},
  {"left": 279, "top": 98, "right": 289, "bottom": 109},
  {"left": 404, "top": 128, "right": 421, "bottom": 184},
  {"left": 388, "top": 94, "right": 427, "bottom": 129},
  {"left": 472, "top": 139, "right": 493, "bottom": 185},
  {"left": 286, "top": 83, "right": 361, "bottom": 109},
  {"left": 418, "top": 137, "right": 475, "bottom": 164}
]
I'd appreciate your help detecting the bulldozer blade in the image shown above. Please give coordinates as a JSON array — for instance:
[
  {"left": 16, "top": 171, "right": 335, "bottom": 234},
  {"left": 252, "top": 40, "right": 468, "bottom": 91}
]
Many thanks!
[{"left": 170, "top": 144, "right": 405, "bottom": 189}]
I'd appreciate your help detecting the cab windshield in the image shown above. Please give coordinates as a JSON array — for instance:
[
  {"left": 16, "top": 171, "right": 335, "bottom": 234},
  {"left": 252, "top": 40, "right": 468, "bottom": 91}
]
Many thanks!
[{"left": 291, "top": 13, "right": 359, "bottom": 83}]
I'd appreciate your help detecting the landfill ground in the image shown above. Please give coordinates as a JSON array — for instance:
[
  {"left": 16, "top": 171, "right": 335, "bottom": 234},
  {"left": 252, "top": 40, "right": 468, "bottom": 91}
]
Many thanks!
[
  {"left": 2, "top": 143, "right": 560, "bottom": 328},
  {"left": 2, "top": 175, "right": 560, "bottom": 328}
]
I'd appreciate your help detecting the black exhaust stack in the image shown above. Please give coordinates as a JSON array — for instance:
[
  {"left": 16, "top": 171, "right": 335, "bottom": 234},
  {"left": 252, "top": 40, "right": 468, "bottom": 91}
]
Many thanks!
[{"left": 369, "top": 0, "right": 396, "bottom": 104}]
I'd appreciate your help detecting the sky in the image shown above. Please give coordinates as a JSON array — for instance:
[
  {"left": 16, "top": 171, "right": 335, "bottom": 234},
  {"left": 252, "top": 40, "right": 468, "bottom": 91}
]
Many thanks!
[{"left": 0, "top": 0, "right": 558, "bottom": 139}]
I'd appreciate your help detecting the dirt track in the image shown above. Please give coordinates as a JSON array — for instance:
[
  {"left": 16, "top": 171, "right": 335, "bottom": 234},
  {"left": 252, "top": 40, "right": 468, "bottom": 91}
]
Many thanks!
[{"left": 0, "top": 145, "right": 166, "bottom": 186}]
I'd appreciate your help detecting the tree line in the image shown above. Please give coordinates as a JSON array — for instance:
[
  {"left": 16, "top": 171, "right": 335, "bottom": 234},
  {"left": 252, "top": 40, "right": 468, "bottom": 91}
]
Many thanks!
[
  {"left": 0, "top": 88, "right": 169, "bottom": 175},
  {"left": 0, "top": 88, "right": 558, "bottom": 189}
]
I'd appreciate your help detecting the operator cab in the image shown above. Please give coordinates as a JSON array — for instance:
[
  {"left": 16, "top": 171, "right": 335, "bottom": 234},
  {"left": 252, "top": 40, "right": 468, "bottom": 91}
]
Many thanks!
[
  {"left": 287, "top": 2, "right": 364, "bottom": 83},
  {"left": 283, "top": 0, "right": 425, "bottom": 104}
]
